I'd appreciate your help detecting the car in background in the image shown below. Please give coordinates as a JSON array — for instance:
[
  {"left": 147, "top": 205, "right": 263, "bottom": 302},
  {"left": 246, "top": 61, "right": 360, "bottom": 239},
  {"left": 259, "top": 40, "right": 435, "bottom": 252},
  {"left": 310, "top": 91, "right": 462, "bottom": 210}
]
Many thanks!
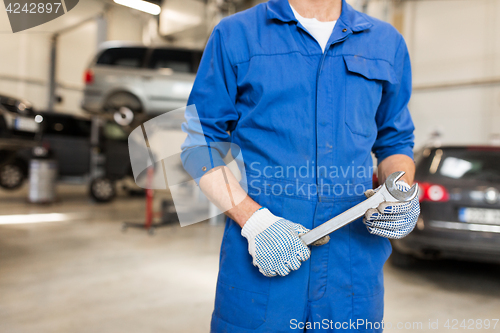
[
  {"left": 0, "top": 94, "right": 39, "bottom": 190},
  {"left": 0, "top": 112, "right": 134, "bottom": 202},
  {"left": 0, "top": 93, "right": 39, "bottom": 139},
  {"left": 391, "top": 146, "right": 500, "bottom": 266},
  {"left": 81, "top": 42, "right": 203, "bottom": 126}
]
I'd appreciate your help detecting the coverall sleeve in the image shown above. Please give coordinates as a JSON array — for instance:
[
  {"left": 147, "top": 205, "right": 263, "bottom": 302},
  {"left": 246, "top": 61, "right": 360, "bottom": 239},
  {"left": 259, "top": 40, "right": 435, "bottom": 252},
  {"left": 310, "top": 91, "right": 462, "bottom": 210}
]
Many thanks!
[
  {"left": 372, "top": 36, "right": 415, "bottom": 163},
  {"left": 180, "top": 26, "right": 239, "bottom": 183}
]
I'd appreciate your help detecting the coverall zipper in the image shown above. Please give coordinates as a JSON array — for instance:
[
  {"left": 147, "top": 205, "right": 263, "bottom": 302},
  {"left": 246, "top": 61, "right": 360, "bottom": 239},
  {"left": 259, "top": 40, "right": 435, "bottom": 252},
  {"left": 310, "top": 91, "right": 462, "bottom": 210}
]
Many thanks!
[
  {"left": 315, "top": 51, "right": 328, "bottom": 203},
  {"left": 314, "top": 31, "right": 351, "bottom": 203}
]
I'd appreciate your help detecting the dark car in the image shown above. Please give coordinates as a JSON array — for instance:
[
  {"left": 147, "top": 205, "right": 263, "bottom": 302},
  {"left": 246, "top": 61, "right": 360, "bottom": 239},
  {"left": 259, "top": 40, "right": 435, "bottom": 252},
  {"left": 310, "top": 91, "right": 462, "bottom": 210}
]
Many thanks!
[
  {"left": 391, "top": 146, "right": 500, "bottom": 266},
  {"left": 0, "top": 112, "right": 133, "bottom": 202},
  {"left": 0, "top": 94, "right": 38, "bottom": 190}
]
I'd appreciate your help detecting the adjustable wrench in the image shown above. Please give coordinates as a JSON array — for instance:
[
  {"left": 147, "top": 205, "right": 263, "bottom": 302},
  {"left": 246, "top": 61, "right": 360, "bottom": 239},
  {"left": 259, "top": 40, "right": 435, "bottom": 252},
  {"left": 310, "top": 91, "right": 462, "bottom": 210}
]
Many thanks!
[{"left": 300, "top": 171, "right": 418, "bottom": 246}]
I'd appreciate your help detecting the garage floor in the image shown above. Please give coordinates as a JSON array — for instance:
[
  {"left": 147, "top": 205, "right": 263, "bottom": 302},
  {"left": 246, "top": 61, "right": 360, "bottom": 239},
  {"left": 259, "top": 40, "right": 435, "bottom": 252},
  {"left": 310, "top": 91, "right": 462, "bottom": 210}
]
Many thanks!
[{"left": 1, "top": 185, "right": 500, "bottom": 333}]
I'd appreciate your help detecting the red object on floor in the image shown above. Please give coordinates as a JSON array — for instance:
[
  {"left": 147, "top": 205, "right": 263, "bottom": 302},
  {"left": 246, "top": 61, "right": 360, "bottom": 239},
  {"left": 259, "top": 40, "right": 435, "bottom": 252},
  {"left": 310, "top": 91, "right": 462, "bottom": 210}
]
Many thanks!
[{"left": 145, "top": 167, "right": 154, "bottom": 229}]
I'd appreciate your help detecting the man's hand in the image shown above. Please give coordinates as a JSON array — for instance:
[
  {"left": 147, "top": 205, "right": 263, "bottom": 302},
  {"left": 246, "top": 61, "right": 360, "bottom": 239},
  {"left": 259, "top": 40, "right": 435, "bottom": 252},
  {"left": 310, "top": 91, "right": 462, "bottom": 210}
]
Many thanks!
[
  {"left": 363, "top": 181, "right": 420, "bottom": 239},
  {"left": 241, "top": 208, "right": 311, "bottom": 277}
]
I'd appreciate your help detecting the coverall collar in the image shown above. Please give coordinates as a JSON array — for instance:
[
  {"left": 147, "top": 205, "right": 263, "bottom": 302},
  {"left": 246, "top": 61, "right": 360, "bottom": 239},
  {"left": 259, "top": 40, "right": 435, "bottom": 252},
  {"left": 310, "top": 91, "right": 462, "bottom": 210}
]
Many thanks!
[{"left": 266, "top": 0, "right": 373, "bottom": 32}]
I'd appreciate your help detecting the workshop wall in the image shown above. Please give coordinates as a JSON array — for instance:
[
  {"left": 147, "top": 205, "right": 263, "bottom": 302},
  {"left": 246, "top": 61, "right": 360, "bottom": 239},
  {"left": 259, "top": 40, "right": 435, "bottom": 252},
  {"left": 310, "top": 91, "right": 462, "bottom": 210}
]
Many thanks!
[
  {"left": 408, "top": 0, "right": 500, "bottom": 148},
  {"left": 0, "top": 30, "right": 50, "bottom": 109},
  {"left": 368, "top": 0, "right": 500, "bottom": 148},
  {"left": 0, "top": 0, "right": 147, "bottom": 114}
]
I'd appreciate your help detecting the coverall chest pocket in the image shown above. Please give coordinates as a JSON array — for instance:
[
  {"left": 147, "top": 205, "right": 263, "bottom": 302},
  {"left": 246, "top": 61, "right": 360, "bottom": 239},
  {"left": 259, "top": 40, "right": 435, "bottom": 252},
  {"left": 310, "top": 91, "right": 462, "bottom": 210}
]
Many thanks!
[{"left": 343, "top": 55, "right": 398, "bottom": 137}]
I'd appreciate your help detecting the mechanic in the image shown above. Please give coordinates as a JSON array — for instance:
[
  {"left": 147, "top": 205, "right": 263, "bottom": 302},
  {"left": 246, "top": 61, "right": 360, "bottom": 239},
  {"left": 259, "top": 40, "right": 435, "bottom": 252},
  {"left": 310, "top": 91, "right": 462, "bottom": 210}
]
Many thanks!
[{"left": 180, "top": 0, "right": 419, "bottom": 331}]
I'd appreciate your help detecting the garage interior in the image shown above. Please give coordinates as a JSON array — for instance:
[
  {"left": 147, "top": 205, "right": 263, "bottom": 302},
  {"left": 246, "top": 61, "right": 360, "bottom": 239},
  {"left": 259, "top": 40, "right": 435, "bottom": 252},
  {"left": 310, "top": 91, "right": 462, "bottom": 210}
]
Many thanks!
[{"left": 1, "top": 0, "right": 500, "bottom": 332}]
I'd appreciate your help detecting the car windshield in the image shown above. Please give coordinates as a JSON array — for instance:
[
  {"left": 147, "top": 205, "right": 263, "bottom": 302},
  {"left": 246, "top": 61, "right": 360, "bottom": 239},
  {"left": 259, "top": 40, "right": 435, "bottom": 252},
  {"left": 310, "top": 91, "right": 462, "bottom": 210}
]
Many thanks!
[{"left": 426, "top": 148, "right": 500, "bottom": 182}]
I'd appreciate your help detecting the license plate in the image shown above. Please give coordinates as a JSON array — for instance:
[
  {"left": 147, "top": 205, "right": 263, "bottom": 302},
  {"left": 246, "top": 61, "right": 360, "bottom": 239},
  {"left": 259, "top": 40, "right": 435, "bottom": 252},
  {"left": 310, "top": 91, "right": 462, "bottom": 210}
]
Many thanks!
[
  {"left": 458, "top": 208, "right": 500, "bottom": 225},
  {"left": 15, "top": 117, "right": 38, "bottom": 132}
]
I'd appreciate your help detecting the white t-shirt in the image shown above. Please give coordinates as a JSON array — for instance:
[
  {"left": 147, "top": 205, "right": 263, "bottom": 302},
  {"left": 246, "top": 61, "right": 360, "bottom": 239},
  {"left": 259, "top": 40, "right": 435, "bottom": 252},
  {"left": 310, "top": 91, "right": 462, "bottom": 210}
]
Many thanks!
[{"left": 290, "top": 5, "right": 337, "bottom": 53}]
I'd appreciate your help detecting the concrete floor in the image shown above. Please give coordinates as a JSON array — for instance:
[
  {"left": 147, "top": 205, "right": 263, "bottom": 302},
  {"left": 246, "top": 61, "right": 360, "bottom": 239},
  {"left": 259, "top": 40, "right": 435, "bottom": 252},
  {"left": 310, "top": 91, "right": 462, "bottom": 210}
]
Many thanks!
[{"left": 1, "top": 185, "right": 499, "bottom": 332}]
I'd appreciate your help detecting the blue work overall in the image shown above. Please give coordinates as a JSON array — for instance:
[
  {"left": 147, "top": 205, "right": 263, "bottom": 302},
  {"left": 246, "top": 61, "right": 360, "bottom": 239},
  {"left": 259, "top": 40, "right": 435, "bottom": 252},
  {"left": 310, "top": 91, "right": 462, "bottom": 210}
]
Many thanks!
[{"left": 181, "top": 0, "right": 415, "bottom": 331}]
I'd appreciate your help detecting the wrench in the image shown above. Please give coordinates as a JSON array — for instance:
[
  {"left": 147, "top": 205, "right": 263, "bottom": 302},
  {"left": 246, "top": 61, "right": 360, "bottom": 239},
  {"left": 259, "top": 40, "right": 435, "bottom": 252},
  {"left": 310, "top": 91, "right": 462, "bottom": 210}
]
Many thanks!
[{"left": 300, "top": 171, "right": 418, "bottom": 246}]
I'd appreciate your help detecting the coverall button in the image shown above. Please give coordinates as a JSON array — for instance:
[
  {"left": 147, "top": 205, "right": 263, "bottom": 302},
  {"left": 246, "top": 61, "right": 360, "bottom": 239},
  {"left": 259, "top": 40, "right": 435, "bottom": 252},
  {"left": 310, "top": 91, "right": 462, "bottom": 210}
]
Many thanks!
[
  {"left": 342, "top": 28, "right": 347, "bottom": 32},
  {"left": 202, "top": 166, "right": 207, "bottom": 171}
]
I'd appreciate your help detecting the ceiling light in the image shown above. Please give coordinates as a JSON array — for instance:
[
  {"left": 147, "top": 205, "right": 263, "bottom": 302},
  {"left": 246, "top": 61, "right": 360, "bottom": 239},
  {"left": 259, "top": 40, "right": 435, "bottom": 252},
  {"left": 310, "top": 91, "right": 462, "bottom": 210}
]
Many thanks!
[{"left": 113, "top": 0, "right": 161, "bottom": 15}]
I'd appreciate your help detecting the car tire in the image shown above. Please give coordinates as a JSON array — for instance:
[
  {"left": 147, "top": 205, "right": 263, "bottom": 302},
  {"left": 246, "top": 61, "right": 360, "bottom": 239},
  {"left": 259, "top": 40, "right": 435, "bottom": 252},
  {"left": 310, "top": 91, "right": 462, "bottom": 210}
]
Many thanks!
[
  {"left": 89, "top": 177, "right": 116, "bottom": 203},
  {"left": 390, "top": 245, "right": 416, "bottom": 269},
  {"left": 0, "top": 162, "right": 25, "bottom": 190},
  {"left": 104, "top": 92, "right": 142, "bottom": 127}
]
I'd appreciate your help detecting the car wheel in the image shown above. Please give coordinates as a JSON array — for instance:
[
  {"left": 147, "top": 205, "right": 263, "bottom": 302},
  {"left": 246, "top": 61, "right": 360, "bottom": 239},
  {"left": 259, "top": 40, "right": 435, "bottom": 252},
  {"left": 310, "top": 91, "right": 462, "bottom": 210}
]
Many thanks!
[
  {"left": 390, "top": 245, "right": 416, "bottom": 269},
  {"left": 90, "top": 177, "right": 116, "bottom": 203},
  {"left": 0, "top": 163, "right": 25, "bottom": 190},
  {"left": 104, "top": 92, "right": 142, "bottom": 127}
]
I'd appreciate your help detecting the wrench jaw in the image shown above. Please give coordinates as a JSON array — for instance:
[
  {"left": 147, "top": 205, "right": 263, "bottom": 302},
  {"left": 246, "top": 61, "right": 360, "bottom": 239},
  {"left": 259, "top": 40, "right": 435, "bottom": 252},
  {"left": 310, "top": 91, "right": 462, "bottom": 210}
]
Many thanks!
[{"left": 385, "top": 171, "right": 419, "bottom": 202}]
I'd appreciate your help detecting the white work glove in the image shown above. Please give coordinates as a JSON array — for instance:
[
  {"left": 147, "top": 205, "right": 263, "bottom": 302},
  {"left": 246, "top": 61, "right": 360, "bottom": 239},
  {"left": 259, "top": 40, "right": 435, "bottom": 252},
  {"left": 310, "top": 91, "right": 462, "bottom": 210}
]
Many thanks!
[
  {"left": 241, "top": 208, "right": 313, "bottom": 277},
  {"left": 363, "top": 181, "right": 420, "bottom": 239}
]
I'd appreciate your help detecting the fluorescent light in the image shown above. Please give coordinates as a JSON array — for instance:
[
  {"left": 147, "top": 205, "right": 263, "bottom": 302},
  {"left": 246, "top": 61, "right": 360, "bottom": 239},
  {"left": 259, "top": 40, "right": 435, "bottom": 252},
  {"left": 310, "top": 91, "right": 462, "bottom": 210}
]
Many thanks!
[
  {"left": 114, "top": 0, "right": 161, "bottom": 15},
  {"left": 0, "top": 213, "right": 70, "bottom": 225}
]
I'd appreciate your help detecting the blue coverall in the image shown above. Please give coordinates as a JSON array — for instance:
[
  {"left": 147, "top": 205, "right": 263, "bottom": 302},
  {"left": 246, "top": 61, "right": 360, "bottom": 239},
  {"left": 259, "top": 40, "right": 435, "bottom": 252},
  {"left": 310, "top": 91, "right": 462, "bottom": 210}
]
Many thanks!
[{"left": 181, "top": 0, "right": 415, "bottom": 331}]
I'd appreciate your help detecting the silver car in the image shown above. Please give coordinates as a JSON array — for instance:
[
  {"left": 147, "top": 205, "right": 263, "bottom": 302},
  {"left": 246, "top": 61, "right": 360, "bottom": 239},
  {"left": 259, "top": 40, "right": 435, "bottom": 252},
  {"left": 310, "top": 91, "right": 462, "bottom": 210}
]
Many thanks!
[{"left": 82, "top": 42, "right": 203, "bottom": 126}]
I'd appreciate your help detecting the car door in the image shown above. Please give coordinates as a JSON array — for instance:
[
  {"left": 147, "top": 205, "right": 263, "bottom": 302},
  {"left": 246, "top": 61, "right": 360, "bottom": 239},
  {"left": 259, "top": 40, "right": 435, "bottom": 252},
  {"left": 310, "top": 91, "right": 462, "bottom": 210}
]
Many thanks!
[{"left": 41, "top": 115, "right": 91, "bottom": 177}]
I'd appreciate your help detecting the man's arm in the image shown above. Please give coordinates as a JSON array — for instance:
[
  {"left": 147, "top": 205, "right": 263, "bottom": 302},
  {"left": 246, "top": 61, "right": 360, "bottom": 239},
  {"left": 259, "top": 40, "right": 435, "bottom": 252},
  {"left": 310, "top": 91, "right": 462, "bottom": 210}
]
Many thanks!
[
  {"left": 199, "top": 166, "right": 261, "bottom": 227},
  {"left": 371, "top": 36, "right": 415, "bottom": 172},
  {"left": 364, "top": 35, "right": 419, "bottom": 240},
  {"left": 377, "top": 154, "right": 415, "bottom": 185}
]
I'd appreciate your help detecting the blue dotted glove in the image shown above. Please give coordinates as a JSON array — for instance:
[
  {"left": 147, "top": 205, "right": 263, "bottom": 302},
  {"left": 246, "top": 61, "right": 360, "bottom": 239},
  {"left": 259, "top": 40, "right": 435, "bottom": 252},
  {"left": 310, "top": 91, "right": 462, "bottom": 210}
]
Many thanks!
[
  {"left": 363, "top": 181, "right": 420, "bottom": 239},
  {"left": 241, "top": 208, "right": 311, "bottom": 277}
]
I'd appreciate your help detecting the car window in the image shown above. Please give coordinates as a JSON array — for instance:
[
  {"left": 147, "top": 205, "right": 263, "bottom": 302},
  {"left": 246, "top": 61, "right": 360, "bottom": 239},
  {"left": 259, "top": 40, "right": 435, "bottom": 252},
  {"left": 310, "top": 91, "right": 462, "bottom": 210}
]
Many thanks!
[
  {"left": 147, "top": 49, "right": 202, "bottom": 73},
  {"left": 423, "top": 148, "right": 500, "bottom": 182},
  {"left": 96, "top": 47, "right": 147, "bottom": 68}
]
